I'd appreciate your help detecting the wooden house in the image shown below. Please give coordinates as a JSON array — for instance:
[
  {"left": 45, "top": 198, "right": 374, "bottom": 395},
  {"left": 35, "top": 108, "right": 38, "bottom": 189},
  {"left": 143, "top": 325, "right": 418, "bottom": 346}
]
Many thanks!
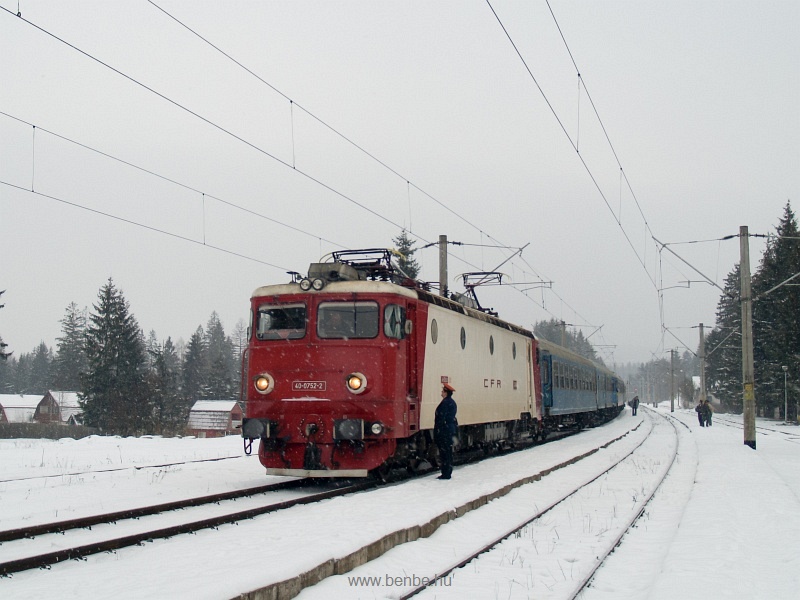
[
  {"left": 0, "top": 394, "right": 42, "bottom": 423},
  {"left": 35, "top": 391, "right": 82, "bottom": 425},
  {"left": 186, "top": 400, "right": 243, "bottom": 438}
]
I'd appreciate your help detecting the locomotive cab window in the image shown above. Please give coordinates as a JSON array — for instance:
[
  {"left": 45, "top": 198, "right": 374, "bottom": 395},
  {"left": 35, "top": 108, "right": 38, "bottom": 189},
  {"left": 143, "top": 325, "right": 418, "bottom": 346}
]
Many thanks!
[
  {"left": 256, "top": 303, "right": 306, "bottom": 340},
  {"left": 318, "top": 301, "right": 379, "bottom": 339},
  {"left": 384, "top": 304, "right": 406, "bottom": 340}
]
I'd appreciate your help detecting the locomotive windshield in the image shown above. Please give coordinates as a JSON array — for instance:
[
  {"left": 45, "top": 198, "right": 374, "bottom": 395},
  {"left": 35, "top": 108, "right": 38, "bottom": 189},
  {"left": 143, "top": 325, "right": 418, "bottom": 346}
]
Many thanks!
[
  {"left": 317, "top": 302, "right": 379, "bottom": 339},
  {"left": 256, "top": 303, "right": 306, "bottom": 340}
]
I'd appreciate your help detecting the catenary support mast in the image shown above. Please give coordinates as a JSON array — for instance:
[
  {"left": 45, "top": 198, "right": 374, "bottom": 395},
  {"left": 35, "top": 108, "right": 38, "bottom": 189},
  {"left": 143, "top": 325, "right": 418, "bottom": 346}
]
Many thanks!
[{"left": 740, "top": 225, "right": 756, "bottom": 449}]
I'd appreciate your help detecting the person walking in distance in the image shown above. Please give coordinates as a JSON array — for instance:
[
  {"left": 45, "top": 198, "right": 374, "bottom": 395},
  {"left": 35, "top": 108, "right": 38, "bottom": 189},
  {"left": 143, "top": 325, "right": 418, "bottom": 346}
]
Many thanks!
[
  {"left": 434, "top": 383, "right": 458, "bottom": 480},
  {"left": 695, "top": 400, "right": 707, "bottom": 426},
  {"left": 703, "top": 399, "right": 713, "bottom": 426},
  {"left": 630, "top": 395, "right": 640, "bottom": 416}
]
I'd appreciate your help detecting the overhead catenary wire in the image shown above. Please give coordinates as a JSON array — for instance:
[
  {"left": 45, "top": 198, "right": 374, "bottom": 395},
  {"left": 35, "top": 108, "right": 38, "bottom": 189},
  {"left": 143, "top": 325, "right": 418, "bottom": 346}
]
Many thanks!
[
  {"left": 1, "top": 3, "right": 691, "bottom": 363},
  {"left": 2, "top": 4, "right": 516, "bottom": 285},
  {"left": 0, "top": 5, "right": 420, "bottom": 244},
  {"left": 144, "top": 0, "right": 611, "bottom": 341},
  {"left": 144, "top": 0, "right": 518, "bottom": 245},
  {"left": 544, "top": 0, "right": 654, "bottom": 237},
  {"left": 486, "top": 0, "right": 658, "bottom": 292},
  {"left": 0, "top": 3, "right": 537, "bottom": 294},
  {"left": 0, "top": 179, "right": 289, "bottom": 271},
  {"left": 0, "top": 110, "right": 347, "bottom": 251}
]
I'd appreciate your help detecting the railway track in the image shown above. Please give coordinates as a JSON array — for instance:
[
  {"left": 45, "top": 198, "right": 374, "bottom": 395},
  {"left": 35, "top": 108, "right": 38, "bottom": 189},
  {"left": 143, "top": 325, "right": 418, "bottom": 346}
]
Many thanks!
[
  {"left": 375, "top": 409, "right": 675, "bottom": 599},
  {"left": 0, "top": 414, "right": 643, "bottom": 599},
  {"left": 0, "top": 478, "right": 372, "bottom": 576},
  {"left": 0, "top": 430, "right": 568, "bottom": 578},
  {"left": 275, "top": 411, "right": 664, "bottom": 600}
]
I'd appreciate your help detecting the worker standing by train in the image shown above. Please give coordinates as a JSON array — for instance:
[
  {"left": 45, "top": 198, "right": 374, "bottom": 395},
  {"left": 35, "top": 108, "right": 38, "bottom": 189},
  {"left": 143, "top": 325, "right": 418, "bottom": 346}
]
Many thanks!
[{"left": 434, "top": 383, "right": 458, "bottom": 480}]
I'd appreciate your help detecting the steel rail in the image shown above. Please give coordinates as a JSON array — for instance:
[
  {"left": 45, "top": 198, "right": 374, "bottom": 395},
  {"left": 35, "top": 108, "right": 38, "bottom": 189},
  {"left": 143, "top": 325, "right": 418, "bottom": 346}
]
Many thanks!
[
  {"left": 398, "top": 416, "right": 660, "bottom": 599},
  {"left": 0, "top": 480, "right": 373, "bottom": 576},
  {"left": 566, "top": 410, "right": 680, "bottom": 599}
]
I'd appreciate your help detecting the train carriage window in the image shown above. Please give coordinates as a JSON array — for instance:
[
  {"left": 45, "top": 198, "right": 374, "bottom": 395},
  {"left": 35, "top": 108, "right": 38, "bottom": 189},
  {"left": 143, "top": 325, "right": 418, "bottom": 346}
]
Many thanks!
[
  {"left": 256, "top": 303, "right": 306, "bottom": 340},
  {"left": 552, "top": 362, "right": 557, "bottom": 388},
  {"left": 318, "top": 302, "right": 379, "bottom": 339},
  {"left": 554, "top": 362, "right": 559, "bottom": 388},
  {"left": 384, "top": 304, "right": 406, "bottom": 340}
]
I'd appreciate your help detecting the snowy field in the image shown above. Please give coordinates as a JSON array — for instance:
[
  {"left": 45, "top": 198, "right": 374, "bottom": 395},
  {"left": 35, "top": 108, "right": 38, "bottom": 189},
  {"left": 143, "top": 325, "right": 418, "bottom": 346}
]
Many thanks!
[
  {"left": 1, "top": 405, "right": 799, "bottom": 599},
  {"left": 0, "top": 434, "right": 267, "bottom": 529}
]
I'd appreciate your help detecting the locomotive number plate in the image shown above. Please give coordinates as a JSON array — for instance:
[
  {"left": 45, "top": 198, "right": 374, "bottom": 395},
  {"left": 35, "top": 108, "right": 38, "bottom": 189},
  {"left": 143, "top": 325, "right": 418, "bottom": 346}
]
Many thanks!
[{"left": 292, "top": 381, "right": 326, "bottom": 391}]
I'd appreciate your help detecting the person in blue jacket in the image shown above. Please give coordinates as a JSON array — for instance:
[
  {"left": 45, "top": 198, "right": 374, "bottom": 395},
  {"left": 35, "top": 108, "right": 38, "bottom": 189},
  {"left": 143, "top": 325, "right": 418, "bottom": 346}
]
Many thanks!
[{"left": 434, "top": 383, "right": 458, "bottom": 480}]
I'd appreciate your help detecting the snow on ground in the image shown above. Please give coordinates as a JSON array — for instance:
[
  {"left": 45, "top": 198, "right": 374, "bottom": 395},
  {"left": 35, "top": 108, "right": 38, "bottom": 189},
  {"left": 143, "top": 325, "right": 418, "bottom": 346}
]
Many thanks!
[
  {"left": 0, "top": 435, "right": 270, "bottom": 529},
  {"left": 1, "top": 406, "right": 799, "bottom": 599}
]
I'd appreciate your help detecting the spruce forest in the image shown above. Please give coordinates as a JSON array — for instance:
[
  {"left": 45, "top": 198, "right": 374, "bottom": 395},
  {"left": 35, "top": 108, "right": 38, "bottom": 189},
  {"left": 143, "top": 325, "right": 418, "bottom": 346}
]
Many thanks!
[{"left": 0, "top": 278, "right": 245, "bottom": 436}]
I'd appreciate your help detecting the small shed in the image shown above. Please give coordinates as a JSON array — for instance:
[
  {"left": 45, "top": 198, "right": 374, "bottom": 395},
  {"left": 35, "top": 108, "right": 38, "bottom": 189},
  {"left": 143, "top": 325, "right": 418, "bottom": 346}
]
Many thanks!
[
  {"left": 187, "top": 400, "right": 243, "bottom": 438},
  {"left": 0, "top": 394, "right": 43, "bottom": 423},
  {"left": 35, "top": 391, "right": 82, "bottom": 425}
]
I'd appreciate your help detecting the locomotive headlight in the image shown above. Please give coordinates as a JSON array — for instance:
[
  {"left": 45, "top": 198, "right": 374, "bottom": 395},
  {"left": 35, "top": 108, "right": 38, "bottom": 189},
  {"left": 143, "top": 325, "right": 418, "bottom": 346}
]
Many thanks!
[
  {"left": 370, "top": 422, "right": 384, "bottom": 435},
  {"left": 254, "top": 373, "right": 275, "bottom": 394},
  {"left": 312, "top": 278, "right": 325, "bottom": 291},
  {"left": 299, "top": 278, "right": 312, "bottom": 291},
  {"left": 346, "top": 372, "right": 368, "bottom": 395}
]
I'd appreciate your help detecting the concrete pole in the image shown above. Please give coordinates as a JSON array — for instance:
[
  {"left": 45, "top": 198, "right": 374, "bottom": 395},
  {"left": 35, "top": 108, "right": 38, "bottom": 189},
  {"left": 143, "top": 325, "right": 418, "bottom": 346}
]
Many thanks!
[
  {"left": 438, "top": 234, "right": 448, "bottom": 298},
  {"left": 670, "top": 349, "right": 675, "bottom": 413},
  {"left": 740, "top": 225, "right": 756, "bottom": 449},
  {"left": 783, "top": 366, "right": 788, "bottom": 423}
]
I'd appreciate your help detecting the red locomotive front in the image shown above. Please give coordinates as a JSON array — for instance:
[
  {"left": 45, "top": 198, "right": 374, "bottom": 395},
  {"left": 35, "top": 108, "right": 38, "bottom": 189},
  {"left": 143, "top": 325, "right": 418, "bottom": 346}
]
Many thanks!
[{"left": 241, "top": 253, "right": 424, "bottom": 477}]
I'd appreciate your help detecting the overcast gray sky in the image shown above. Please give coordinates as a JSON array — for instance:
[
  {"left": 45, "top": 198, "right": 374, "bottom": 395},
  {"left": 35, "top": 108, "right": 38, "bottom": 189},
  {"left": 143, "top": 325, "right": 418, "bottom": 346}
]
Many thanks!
[{"left": 1, "top": 1, "right": 798, "bottom": 366}]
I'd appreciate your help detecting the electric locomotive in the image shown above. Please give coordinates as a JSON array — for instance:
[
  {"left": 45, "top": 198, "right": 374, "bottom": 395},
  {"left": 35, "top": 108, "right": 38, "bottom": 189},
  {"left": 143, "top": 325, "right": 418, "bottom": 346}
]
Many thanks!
[{"left": 241, "top": 249, "right": 624, "bottom": 477}]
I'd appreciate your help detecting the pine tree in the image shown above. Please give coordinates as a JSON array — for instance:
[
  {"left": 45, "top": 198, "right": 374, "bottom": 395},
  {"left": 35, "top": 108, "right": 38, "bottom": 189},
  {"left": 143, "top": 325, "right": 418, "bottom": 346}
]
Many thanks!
[
  {"left": 149, "top": 337, "right": 185, "bottom": 434},
  {"left": 145, "top": 330, "right": 160, "bottom": 369},
  {"left": 80, "top": 278, "right": 150, "bottom": 435},
  {"left": 231, "top": 318, "right": 248, "bottom": 373},
  {"left": 392, "top": 229, "right": 421, "bottom": 280},
  {"left": 28, "top": 342, "right": 53, "bottom": 394},
  {"left": 0, "top": 354, "right": 12, "bottom": 392},
  {"left": 53, "top": 302, "right": 88, "bottom": 391},
  {"left": 13, "top": 353, "right": 33, "bottom": 393},
  {"left": 182, "top": 326, "right": 207, "bottom": 403},
  {"left": 205, "top": 312, "right": 236, "bottom": 400},
  {"left": 751, "top": 201, "right": 800, "bottom": 418},
  {"left": 705, "top": 264, "right": 743, "bottom": 412}
]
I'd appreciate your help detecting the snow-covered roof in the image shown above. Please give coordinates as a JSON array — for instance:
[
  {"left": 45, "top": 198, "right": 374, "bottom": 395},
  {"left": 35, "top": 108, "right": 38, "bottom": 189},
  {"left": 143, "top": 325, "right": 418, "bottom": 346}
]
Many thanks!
[
  {"left": 47, "top": 390, "right": 81, "bottom": 408},
  {"left": 187, "top": 400, "right": 241, "bottom": 431},
  {"left": 0, "top": 394, "right": 42, "bottom": 423},
  {"left": 45, "top": 391, "right": 83, "bottom": 423},
  {"left": 0, "top": 394, "right": 43, "bottom": 409},
  {"left": 190, "top": 400, "right": 239, "bottom": 413}
]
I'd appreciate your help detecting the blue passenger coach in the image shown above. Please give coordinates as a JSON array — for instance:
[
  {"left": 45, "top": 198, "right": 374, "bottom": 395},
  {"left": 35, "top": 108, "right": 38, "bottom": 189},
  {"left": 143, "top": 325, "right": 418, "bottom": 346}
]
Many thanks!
[{"left": 537, "top": 338, "right": 625, "bottom": 429}]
